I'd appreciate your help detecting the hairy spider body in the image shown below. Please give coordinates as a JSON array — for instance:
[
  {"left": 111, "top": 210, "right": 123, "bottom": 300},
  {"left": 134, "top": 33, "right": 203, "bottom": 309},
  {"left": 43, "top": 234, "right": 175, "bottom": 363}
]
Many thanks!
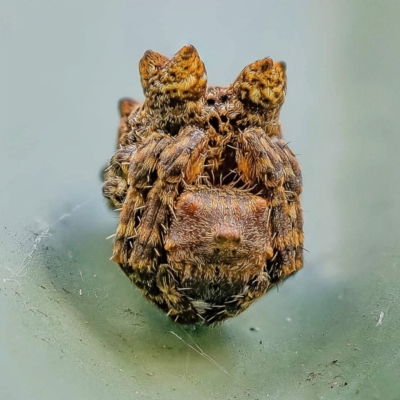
[{"left": 102, "top": 45, "right": 303, "bottom": 324}]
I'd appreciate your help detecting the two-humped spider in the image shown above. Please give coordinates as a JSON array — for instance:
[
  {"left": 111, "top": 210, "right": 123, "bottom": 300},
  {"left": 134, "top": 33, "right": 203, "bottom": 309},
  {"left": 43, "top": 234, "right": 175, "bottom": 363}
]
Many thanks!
[{"left": 103, "top": 45, "right": 303, "bottom": 325}]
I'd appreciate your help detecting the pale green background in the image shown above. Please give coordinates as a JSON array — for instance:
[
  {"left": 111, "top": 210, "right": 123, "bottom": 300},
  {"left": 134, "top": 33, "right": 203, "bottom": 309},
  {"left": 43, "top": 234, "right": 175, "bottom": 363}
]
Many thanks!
[{"left": 1, "top": 1, "right": 399, "bottom": 399}]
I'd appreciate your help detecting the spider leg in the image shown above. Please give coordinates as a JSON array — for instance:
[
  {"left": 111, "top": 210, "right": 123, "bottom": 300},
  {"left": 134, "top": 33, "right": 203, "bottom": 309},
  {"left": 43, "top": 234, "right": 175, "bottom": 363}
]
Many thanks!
[
  {"left": 117, "top": 98, "right": 141, "bottom": 146},
  {"left": 127, "top": 132, "right": 172, "bottom": 188},
  {"left": 236, "top": 127, "right": 303, "bottom": 282},
  {"left": 128, "top": 181, "right": 171, "bottom": 268},
  {"left": 273, "top": 138, "right": 303, "bottom": 195},
  {"left": 236, "top": 127, "right": 284, "bottom": 188},
  {"left": 125, "top": 126, "right": 208, "bottom": 263},
  {"left": 273, "top": 138, "right": 303, "bottom": 274},
  {"left": 158, "top": 126, "right": 209, "bottom": 184},
  {"left": 112, "top": 132, "right": 172, "bottom": 264},
  {"left": 118, "top": 127, "right": 209, "bottom": 321},
  {"left": 102, "top": 145, "right": 137, "bottom": 207}
]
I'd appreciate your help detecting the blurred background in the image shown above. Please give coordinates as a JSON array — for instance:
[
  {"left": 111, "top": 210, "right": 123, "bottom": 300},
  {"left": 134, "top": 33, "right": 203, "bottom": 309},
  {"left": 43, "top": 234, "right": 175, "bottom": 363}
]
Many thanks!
[{"left": 1, "top": 1, "right": 399, "bottom": 399}]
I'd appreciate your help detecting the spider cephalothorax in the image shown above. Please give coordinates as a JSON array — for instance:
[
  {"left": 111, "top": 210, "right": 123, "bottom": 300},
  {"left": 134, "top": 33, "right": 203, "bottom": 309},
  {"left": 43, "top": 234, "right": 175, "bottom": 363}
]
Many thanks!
[{"left": 102, "top": 45, "right": 303, "bottom": 324}]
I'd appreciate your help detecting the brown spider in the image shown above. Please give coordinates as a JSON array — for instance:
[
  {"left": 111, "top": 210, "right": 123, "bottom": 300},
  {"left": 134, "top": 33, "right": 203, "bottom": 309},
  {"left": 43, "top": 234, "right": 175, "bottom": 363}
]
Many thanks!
[{"left": 102, "top": 45, "right": 303, "bottom": 325}]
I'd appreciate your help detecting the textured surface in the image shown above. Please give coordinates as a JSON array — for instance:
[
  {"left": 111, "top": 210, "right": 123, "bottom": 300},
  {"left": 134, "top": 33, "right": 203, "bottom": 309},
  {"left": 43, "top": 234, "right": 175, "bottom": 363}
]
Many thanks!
[
  {"left": 102, "top": 45, "right": 303, "bottom": 324},
  {"left": 1, "top": 1, "right": 400, "bottom": 399}
]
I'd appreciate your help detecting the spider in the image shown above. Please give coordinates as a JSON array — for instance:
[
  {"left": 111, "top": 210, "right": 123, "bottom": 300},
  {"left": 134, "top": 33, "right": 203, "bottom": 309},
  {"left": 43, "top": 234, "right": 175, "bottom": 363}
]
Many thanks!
[{"left": 102, "top": 45, "right": 303, "bottom": 325}]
